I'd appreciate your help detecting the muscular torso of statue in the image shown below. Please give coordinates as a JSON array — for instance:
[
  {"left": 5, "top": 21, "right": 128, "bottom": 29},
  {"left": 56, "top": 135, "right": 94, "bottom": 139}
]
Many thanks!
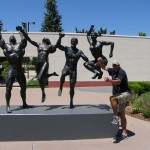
[
  {"left": 5, "top": 43, "right": 24, "bottom": 70},
  {"left": 90, "top": 42, "right": 104, "bottom": 60},
  {"left": 37, "top": 44, "right": 50, "bottom": 63},
  {"left": 65, "top": 47, "right": 81, "bottom": 70}
]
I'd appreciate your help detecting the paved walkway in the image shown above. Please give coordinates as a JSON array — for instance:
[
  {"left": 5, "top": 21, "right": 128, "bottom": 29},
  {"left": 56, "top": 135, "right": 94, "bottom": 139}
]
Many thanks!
[{"left": 0, "top": 87, "right": 150, "bottom": 150}]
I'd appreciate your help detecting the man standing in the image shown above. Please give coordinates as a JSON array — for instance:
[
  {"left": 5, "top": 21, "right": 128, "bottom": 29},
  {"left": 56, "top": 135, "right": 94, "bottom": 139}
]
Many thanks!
[{"left": 98, "top": 57, "right": 131, "bottom": 140}]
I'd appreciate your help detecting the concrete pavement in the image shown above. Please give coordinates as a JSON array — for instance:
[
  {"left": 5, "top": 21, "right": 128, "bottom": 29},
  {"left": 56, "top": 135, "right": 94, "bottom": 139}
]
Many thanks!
[{"left": 0, "top": 87, "right": 150, "bottom": 150}]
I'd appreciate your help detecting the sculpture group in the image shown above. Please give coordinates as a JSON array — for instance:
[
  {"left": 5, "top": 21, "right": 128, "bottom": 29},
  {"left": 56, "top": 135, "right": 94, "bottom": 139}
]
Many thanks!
[{"left": 0, "top": 24, "right": 114, "bottom": 113}]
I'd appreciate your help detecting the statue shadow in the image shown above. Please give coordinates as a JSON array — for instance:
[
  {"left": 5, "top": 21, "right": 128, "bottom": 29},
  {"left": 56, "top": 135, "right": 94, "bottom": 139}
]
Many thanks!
[
  {"left": 44, "top": 104, "right": 112, "bottom": 111},
  {"left": 9, "top": 104, "right": 112, "bottom": 114},
  {"left": 86, "top": 104, "right": 112, "bottom": 111},
  {"left": 11, "top": 105, "right": 35, "bottom": 112}
]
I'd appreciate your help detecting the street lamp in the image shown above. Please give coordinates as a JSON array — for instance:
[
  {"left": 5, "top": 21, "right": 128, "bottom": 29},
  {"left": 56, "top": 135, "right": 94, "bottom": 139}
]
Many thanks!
[
  {"left": 21, "top": 21, "right": 35, "bottom": 79},
  {"left": 28, "top": 22, "right": 35, "bottom": 32},
  {"left": 22, "top": 22, "right": 27, "bottom": 32}
]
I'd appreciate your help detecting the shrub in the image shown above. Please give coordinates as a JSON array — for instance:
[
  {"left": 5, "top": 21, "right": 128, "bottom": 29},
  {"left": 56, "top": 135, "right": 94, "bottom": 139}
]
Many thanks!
[
  {"left": 131, "top": 98, "right": 143, "bottom": 114},
  {"left": 26, "top": 80, "right": 48, "bottom": 88},
  {"left": 138, "top": 92, "right": 150, "bottom": 118},
  {"left": 129, "top": 81, "right": 150, "bottom": 96},
  {"left": 26, "top": 80, "right": 40, "bottom": 88},
  {"left": 131, "top": 92, "right": 150, "bottom": 118},
  {"left": 1, "top": 61, "right": 9, "bottom": 79}
]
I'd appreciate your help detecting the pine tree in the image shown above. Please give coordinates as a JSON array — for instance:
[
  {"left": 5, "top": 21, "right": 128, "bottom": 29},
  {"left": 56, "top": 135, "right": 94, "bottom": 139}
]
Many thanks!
[{"left": 41, "top": 0, "right": 63, "bottom": 32}]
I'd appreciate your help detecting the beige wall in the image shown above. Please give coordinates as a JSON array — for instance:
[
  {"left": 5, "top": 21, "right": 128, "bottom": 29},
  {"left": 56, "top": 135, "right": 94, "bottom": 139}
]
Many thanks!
[{"left": 0, "top": 32, "right": 150, "bottom": 82}]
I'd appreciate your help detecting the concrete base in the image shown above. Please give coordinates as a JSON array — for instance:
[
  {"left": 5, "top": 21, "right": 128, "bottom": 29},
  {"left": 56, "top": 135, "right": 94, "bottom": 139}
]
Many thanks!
[{"left": 0, "top": 105, "right": 119, "bottom": 141}]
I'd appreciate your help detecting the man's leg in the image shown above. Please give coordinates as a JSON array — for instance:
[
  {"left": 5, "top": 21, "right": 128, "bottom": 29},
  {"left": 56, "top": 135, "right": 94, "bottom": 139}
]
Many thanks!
[
  {"left": 109, "top": 96, "right": 120, "bottom": 125},
  {"left": 119, "top": 111, "right": 127, "bottom": 135},
  {"left": 110, "top": 96, "right": 118, "bottom": 116}
]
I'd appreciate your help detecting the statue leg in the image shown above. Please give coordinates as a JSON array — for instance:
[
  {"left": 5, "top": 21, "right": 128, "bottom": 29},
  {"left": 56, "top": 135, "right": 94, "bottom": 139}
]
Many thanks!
[
  {"left": 58, "top": 68, "right": 68, "bottom": 96},
  {"left": 37, "top": 62, "right": 48, "bottom": 80},
  {"left": 17, "top": 73, "right": 30, "bottom": 108},
  {"left": 94, "top": 62, "right": 103, "bottom": 79},
  {"left": 39, "top": 78, "right": 46, "bottom": 103},
  {"left": 58, "top": 74, "right": 65, "bottom": 96},
  {"left": 84, "top": 61, "right": 101, "bottom": 79},
  {"left": 69, "top": 74, "right": 76, "bottom": 108},
  {"left": 5, "top": 77, "right": 14, "bottom": 113},
  {"left": 45, "top": 72, "right": 59, "bottom": 79}
]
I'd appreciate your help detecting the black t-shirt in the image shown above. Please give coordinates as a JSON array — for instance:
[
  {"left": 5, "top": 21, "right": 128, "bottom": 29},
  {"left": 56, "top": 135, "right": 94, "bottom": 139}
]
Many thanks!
[{"left": 108, "top": 67, "right": 131, "bottom": 95}]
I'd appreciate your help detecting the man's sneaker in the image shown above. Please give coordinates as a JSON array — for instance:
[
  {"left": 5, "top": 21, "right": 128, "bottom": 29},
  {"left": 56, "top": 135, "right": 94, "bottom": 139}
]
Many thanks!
[
  {"left": 113, "top": 133, "right": 128, "bottom": 142},
  {"left": 121, "top": 134, "right": 128, "bottom": 140},
  {"left": 110, "top": 116, "right": 119, "bottom": 125},
  {"left": 113, "top": 130, "right": 122, "bottom": 140}
]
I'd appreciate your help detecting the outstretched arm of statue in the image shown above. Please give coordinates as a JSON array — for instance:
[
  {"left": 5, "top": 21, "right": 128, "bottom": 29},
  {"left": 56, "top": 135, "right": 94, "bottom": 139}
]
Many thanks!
[
  {"left": 109, "top": 42, "right": 114, "bottom": 58},
  {"left": 56, "top": 33, "right": 66, "bottom": 51},
  {"left": 0, "top": 24, "right": 6, "bottom": 50},
  {"left": 97, "top": 57, "right": 108, "bottom": 71},
  {"left": 100, "top": 41, "right": 114, "bottom": 58},
  {"left": 16, "top": 26, "right": 39, "bottom": 48},
  {"left": 55, "top": 33, "right": 65, "bottom": 47},
  {"left": 81, "top": 51, "right": 89, "bottom": 62},
  {"left": 87, "top": 25, "right": 94, "bottom": 46}
]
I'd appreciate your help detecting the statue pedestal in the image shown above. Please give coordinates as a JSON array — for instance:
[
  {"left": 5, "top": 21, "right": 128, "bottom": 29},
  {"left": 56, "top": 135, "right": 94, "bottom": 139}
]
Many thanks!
[{"left": 0, "top": 105, "right": 118, "bottom": 141}]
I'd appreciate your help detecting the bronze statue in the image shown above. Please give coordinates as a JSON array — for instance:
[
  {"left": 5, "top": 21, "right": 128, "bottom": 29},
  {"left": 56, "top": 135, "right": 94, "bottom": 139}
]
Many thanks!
[
  {"left": 84, "top": 25, "right": 114, "bottom": 79},
  {"left": 21, "top": 31, "right": 64, "bottom": 103},
  {"left": 57, "top": 33, "right": 89, "bottom": 108},
  {"left": 0, "top": 25, "right": 30, "bottom": 113}
]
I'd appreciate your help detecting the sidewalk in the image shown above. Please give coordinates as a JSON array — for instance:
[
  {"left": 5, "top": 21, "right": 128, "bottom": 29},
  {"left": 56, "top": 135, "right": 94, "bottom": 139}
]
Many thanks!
[{"left": 0, "top": 87, "right": 150, "bottom": 150}]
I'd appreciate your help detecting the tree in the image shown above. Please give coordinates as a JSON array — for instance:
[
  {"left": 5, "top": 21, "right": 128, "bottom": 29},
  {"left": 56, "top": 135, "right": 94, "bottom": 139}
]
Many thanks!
[
  {"left": 138, "top": 32, "right": 147, "bottom": 37},
  {"left": 110, "top": 30, "right": 116, "bottom": 35},
  {"left": 0, "top": 20, "right": 7, "bottom": 32},
  {"left": 31, "top": 57, "right": 37, "bottom": 66},
  {"left": 41, "top": 0, "right": 63, "bottom": 32},
  {"left": 75, "top": 27, "right": 88, "bottom": 33},
  {"left": 98, "top": 27, "right": 107, "bottom": 35}
]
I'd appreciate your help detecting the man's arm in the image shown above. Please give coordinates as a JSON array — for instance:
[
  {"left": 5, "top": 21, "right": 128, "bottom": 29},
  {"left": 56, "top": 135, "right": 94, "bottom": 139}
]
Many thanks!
[
  {"left": 100, "top": 41, "right": 114, "bottom": 58},
  {"left": 104, "top": 77, "right": 121, "bottom": 85},
  {"left": 97, "top": 57, "right": 121, "bottom": 85}
]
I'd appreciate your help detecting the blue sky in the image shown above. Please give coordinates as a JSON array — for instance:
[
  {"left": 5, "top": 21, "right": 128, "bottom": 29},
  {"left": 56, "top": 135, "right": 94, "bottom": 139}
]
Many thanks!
[{"left": 0, "top": 0, "right": 150, "bottom": 36}]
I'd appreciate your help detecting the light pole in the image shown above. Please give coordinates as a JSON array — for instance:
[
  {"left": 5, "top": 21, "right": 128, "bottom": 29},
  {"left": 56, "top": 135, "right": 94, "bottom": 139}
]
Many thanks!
[
  {"left": 27, "top": 22, "right": 35, "bottom": 79},
  {"left": 0, "top": 21, "right": 3, "bottom": 31},
  {"left": 28, "top": 22, "right": 35, "bottom": 32}
]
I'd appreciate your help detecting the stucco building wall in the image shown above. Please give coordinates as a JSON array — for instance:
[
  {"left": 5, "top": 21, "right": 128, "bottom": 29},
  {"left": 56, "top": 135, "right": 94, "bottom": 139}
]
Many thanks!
[{"left": 0, "top": 32, "right": 150, "bottom": 86}]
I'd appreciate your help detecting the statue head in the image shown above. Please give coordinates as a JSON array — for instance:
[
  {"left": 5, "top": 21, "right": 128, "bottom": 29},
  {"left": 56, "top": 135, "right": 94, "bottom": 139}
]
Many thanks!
[
  {"left": 91, "top": 32, "right": 98, "bottom": 39},
  {"left": 9, "top": 35, "right": 16, "bottom": 44},
  {"left": 42, "top": 38, "right": 51, "bottom": 45},
  {"left": 71, "top": 37, "right": 78, "bottom": 46}
]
